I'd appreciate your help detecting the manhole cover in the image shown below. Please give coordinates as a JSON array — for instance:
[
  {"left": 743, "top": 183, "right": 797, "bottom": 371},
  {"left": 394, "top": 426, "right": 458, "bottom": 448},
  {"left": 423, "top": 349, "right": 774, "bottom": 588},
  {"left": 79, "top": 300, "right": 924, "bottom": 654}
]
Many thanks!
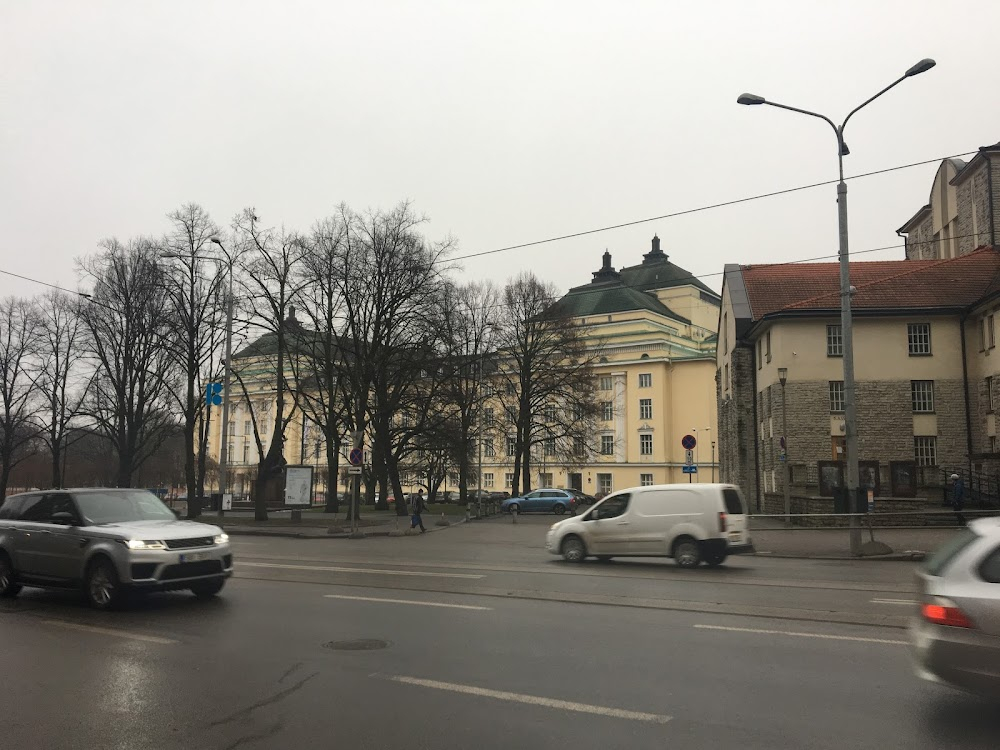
[{"left": 323, "top": 639, "right": 390, "bottom": 651}]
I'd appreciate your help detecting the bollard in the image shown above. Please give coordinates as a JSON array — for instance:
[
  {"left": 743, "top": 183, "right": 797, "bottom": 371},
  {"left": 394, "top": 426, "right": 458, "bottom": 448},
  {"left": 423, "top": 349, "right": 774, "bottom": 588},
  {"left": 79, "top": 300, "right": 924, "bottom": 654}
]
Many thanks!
[
  {"left": 512, "top": 506, "right": 518, "bottom": 524},
  {"left": 466, "top": 503, "right": 471, "bottom": 522}
]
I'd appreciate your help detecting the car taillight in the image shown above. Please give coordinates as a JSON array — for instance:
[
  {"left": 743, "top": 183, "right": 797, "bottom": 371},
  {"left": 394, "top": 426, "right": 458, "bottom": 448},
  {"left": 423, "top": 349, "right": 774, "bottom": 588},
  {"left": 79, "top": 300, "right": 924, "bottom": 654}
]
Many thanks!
[
  {"left": 718, "top": 512, "right": 727, "bottom": 533},
  {"left": 922, "top": 599, "right": 973, "bottom": 628}
]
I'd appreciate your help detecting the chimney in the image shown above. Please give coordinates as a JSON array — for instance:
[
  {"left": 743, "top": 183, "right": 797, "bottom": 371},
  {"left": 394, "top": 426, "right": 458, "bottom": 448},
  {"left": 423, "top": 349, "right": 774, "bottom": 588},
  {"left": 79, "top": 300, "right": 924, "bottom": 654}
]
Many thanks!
[
  {"left": 642, "top": 234, "right": 668, "bottom": 264},
  {"left": 591, "top": 250, "right": 621, "bottom": 283}
]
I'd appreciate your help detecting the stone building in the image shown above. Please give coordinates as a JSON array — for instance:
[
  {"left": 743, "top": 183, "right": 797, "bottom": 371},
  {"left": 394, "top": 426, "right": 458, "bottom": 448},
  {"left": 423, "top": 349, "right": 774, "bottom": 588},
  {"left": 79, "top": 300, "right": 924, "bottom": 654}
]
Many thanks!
[
  {"left": 898, "top": 143, "right": 1000, "bottom": 260},
  {"left": 717, "top": 247, "right": 1000, "bottom": 511}
]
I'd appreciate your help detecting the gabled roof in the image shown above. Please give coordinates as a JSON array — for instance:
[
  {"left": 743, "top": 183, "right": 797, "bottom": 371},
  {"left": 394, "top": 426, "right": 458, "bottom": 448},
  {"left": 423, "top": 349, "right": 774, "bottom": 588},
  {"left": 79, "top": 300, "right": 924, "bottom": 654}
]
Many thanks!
[
  {"left": 739, "top": 247, "right": 1000, "bottom": 320},
  {"left": 951, "top": 142, "right": 1000, "bottom": 186}
]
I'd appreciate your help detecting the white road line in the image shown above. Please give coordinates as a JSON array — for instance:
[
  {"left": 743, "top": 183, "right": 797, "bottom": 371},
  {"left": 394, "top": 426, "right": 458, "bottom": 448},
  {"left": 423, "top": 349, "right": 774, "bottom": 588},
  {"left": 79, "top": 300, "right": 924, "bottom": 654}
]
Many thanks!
[
  {"left": 42, "top": 620, "right": 178, "bottom": 645},
  {"left": 871, "top": 598, "right": 917, "bottom": 606},
  {"left": 381, "top": 675, "right": 672, "bottom": 724},
  {"left": 694, "top": 624, "right": 906, "bottom": 645},
  {"left": 324, "top": 594, "right": 491, "bottom": 611},
  {"left": 238, "top": 562, "right": 483, "bottom": 579}
]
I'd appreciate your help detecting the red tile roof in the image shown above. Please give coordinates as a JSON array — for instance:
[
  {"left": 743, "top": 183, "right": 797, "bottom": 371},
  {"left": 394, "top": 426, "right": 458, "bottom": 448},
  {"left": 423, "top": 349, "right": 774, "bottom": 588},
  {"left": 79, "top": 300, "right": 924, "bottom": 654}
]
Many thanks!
[{"left": 742, "top": 247, "right": 1000, "bottom": 319}]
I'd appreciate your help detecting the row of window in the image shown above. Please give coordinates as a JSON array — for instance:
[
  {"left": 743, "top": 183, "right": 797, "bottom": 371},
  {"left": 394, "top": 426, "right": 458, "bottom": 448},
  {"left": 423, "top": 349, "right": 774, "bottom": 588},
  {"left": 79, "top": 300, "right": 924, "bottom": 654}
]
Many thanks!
[
  {"left": 826, "top": 380, "right": 937, "bottom": 413},
  {"left": 480, "top": 434, "right": 655, "bottom": 458},
  {"left": 599, "top": 374, "right": 653, "bottom": 390},
  {"left": 599, "top": 399, "right": 653, "bottom": 421},
  {"left": 822, "top": 322, "right": 932, "bottom": 358}
]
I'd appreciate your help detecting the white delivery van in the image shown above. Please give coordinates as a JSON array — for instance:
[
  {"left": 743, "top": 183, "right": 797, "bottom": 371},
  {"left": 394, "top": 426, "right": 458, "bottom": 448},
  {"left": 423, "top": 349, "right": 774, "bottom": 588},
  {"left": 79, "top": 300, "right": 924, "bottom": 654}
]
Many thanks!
[{"left": 545, "top": 483, "right": 753, "bottom": 567}]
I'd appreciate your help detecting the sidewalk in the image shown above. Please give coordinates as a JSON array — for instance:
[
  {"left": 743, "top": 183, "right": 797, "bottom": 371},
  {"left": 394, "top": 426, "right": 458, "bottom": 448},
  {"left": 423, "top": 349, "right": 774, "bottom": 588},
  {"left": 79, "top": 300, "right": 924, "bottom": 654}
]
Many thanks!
[
  {"left": 749, "top": 517, "right": 957, "bottom": 560},
  {"left": 216, "top": 512, "right": 465, "bottom": 538}
]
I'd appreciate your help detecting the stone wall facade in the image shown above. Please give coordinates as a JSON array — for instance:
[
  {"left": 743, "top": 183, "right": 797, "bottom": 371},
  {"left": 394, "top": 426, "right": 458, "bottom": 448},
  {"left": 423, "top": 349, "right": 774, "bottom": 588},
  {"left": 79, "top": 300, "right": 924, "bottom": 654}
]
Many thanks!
[
  {"left": 757, "top": 378, "right": 967, "bottom": 496},
  {"left": 718, "top": 344, "right": 759, "bottom": 509},
  {"left": 760, "top": 493, "right": 955, "bottom": 527}
]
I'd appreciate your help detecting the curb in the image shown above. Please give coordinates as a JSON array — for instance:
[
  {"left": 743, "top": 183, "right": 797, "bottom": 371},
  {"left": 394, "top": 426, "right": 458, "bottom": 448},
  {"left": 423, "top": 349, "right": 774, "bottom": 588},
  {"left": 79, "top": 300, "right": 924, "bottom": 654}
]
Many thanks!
[
  {"left": 224, "top": 516, "right": 467, "bottom": 540},
  {"left": 755, "top": 551, "right": 926, "bottom": 562}
]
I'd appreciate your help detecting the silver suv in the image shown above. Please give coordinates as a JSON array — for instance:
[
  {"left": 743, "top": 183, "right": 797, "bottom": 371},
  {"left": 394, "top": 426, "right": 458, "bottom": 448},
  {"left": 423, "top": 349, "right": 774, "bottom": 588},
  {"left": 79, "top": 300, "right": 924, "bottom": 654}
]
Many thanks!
[{"left": 0, "top": 488, "right": 233, "bottom": 609}]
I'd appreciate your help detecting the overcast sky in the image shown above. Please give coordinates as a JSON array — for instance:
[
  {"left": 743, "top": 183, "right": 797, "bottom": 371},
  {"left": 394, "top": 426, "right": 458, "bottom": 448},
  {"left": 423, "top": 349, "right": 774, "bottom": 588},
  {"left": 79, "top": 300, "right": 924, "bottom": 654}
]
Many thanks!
[{"left": 2, "top": 0, "right": 998, "bottom": 302}]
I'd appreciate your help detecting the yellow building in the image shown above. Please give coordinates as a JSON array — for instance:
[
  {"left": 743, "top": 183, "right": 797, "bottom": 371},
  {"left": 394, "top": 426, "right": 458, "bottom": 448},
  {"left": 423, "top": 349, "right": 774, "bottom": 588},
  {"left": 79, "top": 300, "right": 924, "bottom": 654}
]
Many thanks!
[{"left": 476, "top": 236, "right": 719, "bottom": 497}]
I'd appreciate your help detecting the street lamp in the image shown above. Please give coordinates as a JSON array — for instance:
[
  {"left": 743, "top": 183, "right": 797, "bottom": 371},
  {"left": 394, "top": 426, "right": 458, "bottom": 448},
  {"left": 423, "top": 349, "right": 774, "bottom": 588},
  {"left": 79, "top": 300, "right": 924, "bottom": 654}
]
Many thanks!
[
  {"left": 738, "top": 58, "right": 935, "bottom": 553},
  {"left": 778, "top": 367, "right": 790, "bottom": 526},
  {"left": 210, "top": 238, "right": 236, "bottom": 517}
]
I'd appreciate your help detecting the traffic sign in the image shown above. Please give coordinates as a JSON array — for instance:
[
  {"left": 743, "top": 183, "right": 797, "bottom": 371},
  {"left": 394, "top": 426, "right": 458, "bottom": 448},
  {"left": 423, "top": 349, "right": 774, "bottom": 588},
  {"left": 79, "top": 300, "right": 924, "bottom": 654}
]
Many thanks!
[
  {"left": 206, "top": 383, "right": 222, "bottom": 406},
  {"left": 348, "top": 447, "right": 363, "bottom": 466},
  {"left": 682, "top": 465, "right": 698, "bottom": 474},
  {"left": 685, "top": 449, "right": 694, "bottom": 465},
  {"left": 681, "top": 434, "right": 697, "bottom": 450},
  {"left": 347, "top": 466, "right": 362, "bottom": 475}
]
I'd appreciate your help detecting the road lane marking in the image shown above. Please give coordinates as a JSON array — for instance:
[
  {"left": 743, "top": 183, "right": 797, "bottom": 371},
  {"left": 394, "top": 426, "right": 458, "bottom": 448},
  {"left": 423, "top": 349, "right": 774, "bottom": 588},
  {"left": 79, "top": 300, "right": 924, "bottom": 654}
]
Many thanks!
[
  {"left": 871, "top": 598, "right": 917, "bottom": 606},
  {"left": 42, "top": 620, "right": 177, "bottom": 645},
  {"left": 238, "top": 562, "right": 483, "bottom": 579},
  {"left": 324, "top": 594, "right": 491, "bottom": 611},
  {"left": 694, "top": 624, "right": 906, "bottom": 645},
  {"left": 380, "top": 675, "right": 672, "bottom": 724}
]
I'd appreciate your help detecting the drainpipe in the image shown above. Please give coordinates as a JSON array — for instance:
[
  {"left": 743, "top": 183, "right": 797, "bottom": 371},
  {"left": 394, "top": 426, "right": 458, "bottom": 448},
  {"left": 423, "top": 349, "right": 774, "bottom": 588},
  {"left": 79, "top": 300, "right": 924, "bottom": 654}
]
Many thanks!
[
  {"left": 749, "top": 342, "right": 762, "bottom": 512},
  {"left": 896, "top": 229, "right": 909, "bottom": 259},
  {"left": 988, "top": 154, "right": 996, "bottom": 249},
  {"left": 960, "top": 312, "right": 974, "bottom": 478}
]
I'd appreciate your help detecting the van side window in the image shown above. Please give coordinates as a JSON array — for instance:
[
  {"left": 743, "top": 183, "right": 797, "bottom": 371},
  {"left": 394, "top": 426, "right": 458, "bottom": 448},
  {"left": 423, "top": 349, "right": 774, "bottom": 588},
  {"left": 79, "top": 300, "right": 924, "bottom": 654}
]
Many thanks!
[
  {"left": 722, "top": 489, "right": 745, "bottom": 515},
  {"left": 594, "top": 493, "right": 630, "bottom": 520}
]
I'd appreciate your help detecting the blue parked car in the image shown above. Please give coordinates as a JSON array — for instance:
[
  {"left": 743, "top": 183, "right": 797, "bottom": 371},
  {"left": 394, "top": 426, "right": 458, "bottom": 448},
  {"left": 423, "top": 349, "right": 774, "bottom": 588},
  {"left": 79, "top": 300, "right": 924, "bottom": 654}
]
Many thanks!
[{"left": 501, "top": 489, "right": 578, "bottom": 515}]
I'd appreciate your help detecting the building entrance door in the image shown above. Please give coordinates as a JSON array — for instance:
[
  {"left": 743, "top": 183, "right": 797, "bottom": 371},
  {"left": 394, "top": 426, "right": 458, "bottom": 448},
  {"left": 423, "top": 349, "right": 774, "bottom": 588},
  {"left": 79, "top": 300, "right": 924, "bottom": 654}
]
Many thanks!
[{"left": 568, "top": 473, "right": 583, "bottom": 491}]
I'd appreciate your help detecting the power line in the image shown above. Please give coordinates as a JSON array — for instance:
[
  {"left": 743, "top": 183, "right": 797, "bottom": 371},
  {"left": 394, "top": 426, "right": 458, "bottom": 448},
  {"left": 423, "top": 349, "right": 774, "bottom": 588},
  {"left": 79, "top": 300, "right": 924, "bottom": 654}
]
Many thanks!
[
  {"left": 448, "top": 150, "right": 977, "bottom": 263},
  {"left": 0, "top": 269, "right": 90, "bottom": 298}
]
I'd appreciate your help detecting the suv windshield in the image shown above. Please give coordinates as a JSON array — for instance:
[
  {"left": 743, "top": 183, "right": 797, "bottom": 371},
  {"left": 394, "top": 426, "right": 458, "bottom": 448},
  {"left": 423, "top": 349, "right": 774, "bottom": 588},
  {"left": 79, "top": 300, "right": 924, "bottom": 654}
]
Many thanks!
[{"left": 74, "top": 490, "right": 177, "bottom": 525}]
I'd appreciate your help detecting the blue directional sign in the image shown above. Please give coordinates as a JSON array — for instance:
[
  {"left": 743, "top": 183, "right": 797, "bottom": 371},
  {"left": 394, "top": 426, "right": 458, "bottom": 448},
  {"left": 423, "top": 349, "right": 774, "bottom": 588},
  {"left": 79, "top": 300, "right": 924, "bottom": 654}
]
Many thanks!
[
  {"left": 682, "top": 465, "right": 698, "bottom": 475},
  {"left": 206, "top": 383, "right": 223, "bottom": 406}
]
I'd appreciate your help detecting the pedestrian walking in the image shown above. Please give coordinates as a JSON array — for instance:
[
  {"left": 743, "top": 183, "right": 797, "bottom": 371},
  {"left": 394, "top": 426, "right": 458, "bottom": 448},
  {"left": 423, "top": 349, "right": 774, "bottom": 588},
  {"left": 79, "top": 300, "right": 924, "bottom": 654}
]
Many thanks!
[
  {"left": 410, "top": 489, "right": 426, "bottom": 533},
  {"left": 950, "top": 473, "right": 967, "bottom": 526}
]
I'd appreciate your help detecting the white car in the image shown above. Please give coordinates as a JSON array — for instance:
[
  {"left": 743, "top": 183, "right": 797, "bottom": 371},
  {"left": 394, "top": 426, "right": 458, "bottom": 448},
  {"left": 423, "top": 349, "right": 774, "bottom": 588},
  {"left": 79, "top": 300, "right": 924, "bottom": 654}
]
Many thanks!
[{"left": 546, "top": 483, "right": 753, "bottom": 567}]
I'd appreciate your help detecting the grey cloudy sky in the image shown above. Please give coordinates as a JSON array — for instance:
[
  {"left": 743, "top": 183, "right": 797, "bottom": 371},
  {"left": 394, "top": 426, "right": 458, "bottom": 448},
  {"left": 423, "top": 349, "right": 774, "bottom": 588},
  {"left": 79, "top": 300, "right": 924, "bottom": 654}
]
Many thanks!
[{"left": 2, "top": 0, "right": 998, "bottom": 301}]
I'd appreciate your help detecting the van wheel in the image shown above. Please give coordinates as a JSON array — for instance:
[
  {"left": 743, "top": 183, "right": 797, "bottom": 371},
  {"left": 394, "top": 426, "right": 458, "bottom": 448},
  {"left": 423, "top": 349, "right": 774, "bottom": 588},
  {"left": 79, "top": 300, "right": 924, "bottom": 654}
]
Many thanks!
[
  {"left": 0, "top": 553, "right": 21, "bottom": 598},
  {"left": 561, "top": 536, "right": 587, "bottom": 563},
  {"left": 704, "top": 550, "right": 727, "bottom": 567},
  {"left": 553, "top": 504, "right": 566, "bottom": 515},
  {"left": 673, "top": 537, "right": 702, "bottom": 568}
]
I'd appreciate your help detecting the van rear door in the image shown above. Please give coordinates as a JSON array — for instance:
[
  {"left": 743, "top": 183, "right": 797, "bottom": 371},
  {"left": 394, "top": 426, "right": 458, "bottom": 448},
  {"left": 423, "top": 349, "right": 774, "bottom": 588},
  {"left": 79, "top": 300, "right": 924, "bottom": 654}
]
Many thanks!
[{"left": 721, "top": 487, "right": 750, "bottom": 547}]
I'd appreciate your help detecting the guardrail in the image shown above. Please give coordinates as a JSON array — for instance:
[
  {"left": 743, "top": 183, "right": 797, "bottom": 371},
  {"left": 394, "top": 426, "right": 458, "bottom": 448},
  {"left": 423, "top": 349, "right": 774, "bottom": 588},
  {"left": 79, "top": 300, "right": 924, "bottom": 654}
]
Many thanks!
[{"left": 751, "top": 509, "right": 997, "bottom": 529}]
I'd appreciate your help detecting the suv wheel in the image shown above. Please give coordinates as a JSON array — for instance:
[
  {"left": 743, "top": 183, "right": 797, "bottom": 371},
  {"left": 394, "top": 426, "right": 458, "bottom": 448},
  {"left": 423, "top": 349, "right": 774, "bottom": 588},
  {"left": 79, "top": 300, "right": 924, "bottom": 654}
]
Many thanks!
[
  {"left": 86, "top": 558, "right": 123, "bottom": 610},
  {"left": 0, "top": 553, "right": 21, "bottom": 598},
  {"left": 673, "top": 537, "right": 702, "bottom": 569},
  {"left": 560, "top": 535, "right": 587, "bottom": 563},
  {"left": 191, "top": 579, "right": 225, "bottom": 599}
]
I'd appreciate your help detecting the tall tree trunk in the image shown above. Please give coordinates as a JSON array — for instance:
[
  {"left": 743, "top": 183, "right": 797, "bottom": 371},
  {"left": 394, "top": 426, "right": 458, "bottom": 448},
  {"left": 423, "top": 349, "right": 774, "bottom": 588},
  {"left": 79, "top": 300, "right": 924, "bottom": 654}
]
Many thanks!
[
  {"left": 325, "top": 437, "right": 341, "bottom": 513},
  {"left": 50, "top": 440, "right": 62, "bottom": 489}
]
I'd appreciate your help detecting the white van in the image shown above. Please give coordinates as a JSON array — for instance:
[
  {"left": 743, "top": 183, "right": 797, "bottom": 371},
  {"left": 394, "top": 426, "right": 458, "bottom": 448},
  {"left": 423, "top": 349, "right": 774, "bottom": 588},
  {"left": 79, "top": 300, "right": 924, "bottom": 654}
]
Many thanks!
[{"left": 545, "top": 483, "right": 753, "bottom": 567}]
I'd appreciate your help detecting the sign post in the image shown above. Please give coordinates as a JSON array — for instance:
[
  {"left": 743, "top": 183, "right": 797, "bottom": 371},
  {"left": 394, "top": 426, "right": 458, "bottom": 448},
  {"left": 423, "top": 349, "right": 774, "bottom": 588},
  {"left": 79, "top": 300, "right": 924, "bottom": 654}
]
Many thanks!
[{"left": 682, "top": 435, "right": 697, "bottom": 483}]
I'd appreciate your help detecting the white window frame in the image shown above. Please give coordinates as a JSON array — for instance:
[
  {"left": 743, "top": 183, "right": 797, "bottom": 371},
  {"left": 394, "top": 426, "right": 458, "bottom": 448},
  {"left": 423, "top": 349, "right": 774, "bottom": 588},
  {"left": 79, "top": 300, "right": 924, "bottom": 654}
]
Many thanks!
[
  {"left": 827, "top": 324, "right": 843, "bottom": 357},
  {"left": 600, "top": 435, "right": 615, "bottom": 455},
  {"left": 602, "top": 401, "right": 614, "bottom": 421},
  {"left": 599, "top": 376, "right": 613, "bottom": 391},
  {"left": 506, "top": 437, "right": 516, "bottom": 457},
  {"left": 639, "top": 433, "right": 653, "bottom": 455},
  {"left": 914, "top": 436, "right": 937, "bottom": 467},
  {"left": 504, "top": 473, "right": 514, "bottom": 488},
  {"left": 543, "top": 437, "right": 555, "bottom": 456},
  {"left": 907, "top": 323, "right": 932, "bottom": 356},
  {"left": 911, "top": 380, "right": 935, "bottom": 413},
  {"left": 638, "top": 373, "right": 652, "bottom": 388},
  {"left": 640, "top": 473, "right": 654, "bottom": 487},
  {"left": 830, "top": 381, "right": 845, "bottom": 413},
  {"left": 484, "top": 438, "right": 495, "bottom": 458},
  {"left": 639, "top": 399, "right": 652, "bottom": 420},
  {"left": 597, "top": 473, "right": 613, "bottom": 495},
  {"left": 483, "top": 472, "right": 495, "bottom": 488}
]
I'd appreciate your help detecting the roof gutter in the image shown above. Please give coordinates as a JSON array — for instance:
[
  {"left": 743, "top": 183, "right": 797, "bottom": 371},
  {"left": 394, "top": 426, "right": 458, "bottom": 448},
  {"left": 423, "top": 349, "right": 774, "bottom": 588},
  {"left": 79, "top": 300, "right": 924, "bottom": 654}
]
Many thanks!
[{"left": 989, "top": 153, "right": 996, "bottom": 249}]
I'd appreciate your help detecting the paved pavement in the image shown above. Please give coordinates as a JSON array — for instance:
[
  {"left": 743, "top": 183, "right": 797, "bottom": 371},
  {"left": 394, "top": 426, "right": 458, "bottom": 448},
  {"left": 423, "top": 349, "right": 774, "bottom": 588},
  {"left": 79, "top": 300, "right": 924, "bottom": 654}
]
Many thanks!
[{"left": 2, "top": 514, "right": 996, "bottom": 749}]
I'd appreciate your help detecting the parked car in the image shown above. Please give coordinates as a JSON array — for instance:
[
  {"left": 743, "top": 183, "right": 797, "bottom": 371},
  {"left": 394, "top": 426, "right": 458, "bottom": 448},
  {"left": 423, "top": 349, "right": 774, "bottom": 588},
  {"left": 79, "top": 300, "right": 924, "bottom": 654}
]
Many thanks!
[
  {"left": 546, "top": 483, "right": 752, "bottom": 566},
  {"left": 488, "top": 491, "right": 511, "bottom": 501},
  {"left": 0, "top": 488, "right": 233, "bottom": 610},
  {"left": 911, "top": 517, "right": 1000, "bottom": 696},
  {"left": 561, "top": 488, "right": 597, "bottom": 505},
  {"left": 501, "top": 489, "right": 578, "bottom": 515}
]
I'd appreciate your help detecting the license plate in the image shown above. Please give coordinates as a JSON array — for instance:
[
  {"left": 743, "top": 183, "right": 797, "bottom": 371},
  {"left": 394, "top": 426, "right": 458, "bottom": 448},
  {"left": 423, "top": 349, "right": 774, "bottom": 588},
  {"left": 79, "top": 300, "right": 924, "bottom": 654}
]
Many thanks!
[
  {"left": 180, "top": 551, "right": 210, "bottom": 563},
  {"left": 728, "top": 531, "right": 742, "bottom": 543}
]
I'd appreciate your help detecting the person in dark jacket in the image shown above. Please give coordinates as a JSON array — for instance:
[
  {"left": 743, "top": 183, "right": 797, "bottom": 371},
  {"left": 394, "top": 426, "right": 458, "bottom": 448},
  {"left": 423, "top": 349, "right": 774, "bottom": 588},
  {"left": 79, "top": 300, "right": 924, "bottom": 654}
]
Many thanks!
[{"left": 410, "top": 490, "right": 426, "bottom": 533}]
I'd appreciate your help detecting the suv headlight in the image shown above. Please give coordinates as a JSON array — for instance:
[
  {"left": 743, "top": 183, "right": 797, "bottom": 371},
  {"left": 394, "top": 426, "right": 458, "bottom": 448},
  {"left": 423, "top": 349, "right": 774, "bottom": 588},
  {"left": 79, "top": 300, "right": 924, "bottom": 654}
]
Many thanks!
[
  {"left": 214, "top": 533, "right": 229, "bottom": 545},
  {"left": 124, "top": 539, "right": 166, "bottom": 550}
]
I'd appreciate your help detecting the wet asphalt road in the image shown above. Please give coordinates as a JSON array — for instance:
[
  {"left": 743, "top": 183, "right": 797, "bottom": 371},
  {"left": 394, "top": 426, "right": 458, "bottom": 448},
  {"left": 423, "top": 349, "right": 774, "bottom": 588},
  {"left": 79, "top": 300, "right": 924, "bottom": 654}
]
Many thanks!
[{"left": 1, "top": 516, "right": 997, "bottom": 749}]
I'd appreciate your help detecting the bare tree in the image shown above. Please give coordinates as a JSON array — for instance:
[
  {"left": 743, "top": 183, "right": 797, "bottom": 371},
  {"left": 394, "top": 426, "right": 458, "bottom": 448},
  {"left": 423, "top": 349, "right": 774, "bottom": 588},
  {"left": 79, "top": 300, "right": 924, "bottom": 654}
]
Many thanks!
[
  {"left": 32, "top": 290, "right": 91, "bottom": 488},
  {"left": 79, "top": 238, "right": 177, "bottom": 487},
  {"left": 0, "top": 297, "right": 41, "bottom": 503},
  {"left": 159, "top": 203, "right": 226, "bottom": 517},
  {"left": 233, "top": 209, "right": 309, "bottom": 520},
  {"left": 294, "top": 215, "right": 353, "bottom": 514},
  {"left": 495, "top": 272, "right": 600, "bottom": 495},
  {"left": 438, "top": 281, "right": 501, "bottom": 505}
]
